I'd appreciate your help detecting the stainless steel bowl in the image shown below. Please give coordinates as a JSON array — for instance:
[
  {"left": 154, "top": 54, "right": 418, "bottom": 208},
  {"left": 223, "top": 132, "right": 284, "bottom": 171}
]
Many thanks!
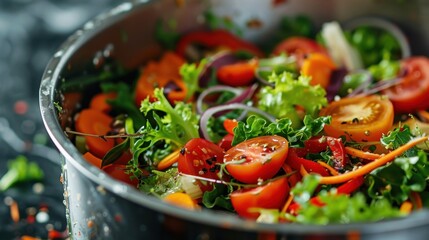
[{"left": 40, "top": 0, "right": 429, "bottom": 239}]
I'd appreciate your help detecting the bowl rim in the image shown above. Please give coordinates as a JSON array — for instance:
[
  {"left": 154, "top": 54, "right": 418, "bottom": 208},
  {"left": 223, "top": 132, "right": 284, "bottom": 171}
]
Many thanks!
[{"left": 39, "top": 0, "right": 429, "bottom": 235}]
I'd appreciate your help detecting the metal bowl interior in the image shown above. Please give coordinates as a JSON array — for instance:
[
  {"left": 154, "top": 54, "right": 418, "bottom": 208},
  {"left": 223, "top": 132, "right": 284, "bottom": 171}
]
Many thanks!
[{"left": 39, "top": 0, "right": 429, "bottom": 239}]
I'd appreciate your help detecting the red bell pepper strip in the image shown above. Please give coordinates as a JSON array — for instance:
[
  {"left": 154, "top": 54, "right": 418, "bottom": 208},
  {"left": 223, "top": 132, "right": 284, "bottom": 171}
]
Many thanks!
[
  {"left": 285, "top": 148, "right": 329, "bottom": 176},
  {"left": 287, "top": 176, "right": 364, "bottom": 214},
  {"left": 176, "top": 29, "right": 264, "bottom": 57},
  {"left": 336, "top": 176, "right": 365, "bottom": 195},
  {"left": 303, "top": 136, "right": 348, "bottom": 169}
]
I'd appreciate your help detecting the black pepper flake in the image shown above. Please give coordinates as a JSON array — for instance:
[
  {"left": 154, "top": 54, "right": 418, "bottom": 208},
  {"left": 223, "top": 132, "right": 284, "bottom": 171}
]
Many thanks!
[
  {"left": 352, "top": 118, "right": 359, "bottom": 124},
  {"left": 341, "top": 121, "right": 347, "bottom": 125},
  {"left": 202, "top": 168, "right": 208, "bottom": 173},
  {"left": 180, "top": 148, "right": 186, "bottom": 155}
]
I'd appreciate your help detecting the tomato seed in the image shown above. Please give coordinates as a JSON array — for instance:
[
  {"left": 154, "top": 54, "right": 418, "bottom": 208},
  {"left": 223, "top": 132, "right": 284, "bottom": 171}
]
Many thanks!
[{"left": 180, "top": 148, "right": 186, "bottom": 155}]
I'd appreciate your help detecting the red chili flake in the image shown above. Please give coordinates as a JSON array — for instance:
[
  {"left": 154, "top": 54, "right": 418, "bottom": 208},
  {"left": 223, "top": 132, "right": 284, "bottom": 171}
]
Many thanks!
[{"left": 14, "top": 100, "right": 28, "bottom": 115}]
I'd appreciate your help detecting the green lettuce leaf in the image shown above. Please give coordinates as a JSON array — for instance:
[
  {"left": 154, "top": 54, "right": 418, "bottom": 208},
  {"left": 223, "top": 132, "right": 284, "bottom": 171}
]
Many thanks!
[{"left": 258, "top": 72, "right": 327, "bottom": 128}]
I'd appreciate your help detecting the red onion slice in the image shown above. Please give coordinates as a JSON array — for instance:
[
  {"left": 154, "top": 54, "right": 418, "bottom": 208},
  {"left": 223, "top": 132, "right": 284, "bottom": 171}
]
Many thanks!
[
  {"left": 196, "top": 83, "right": 259, "bottom": 115},
  {"left": 199, "top": 103, "right": 276, "bottom": 141}
]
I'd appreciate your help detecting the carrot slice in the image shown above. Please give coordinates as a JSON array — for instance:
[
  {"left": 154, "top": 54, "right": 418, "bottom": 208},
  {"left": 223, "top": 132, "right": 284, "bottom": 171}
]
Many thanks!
[
  {"left": 89, "top": 92, "right": 117, "bottom": 113},
  {"left": 311, "top": 136, "right": 429, "bottom": 185},
  {"left": 345, "top": 146, "right": 381, "bottom": 161},
  {"left": 281, "top": 194, "right": 294, "bottom": 214},
  {"left": 157, "top": 149, "right": 180, "bottom": 170},
  {"left": 301, "top": 53, "right": 336, "bottom": 88},
  {"left": 135, "top": 52, "right": 185, "bottom": 105},
  {"left": 75, "top": 109, "right": 115, "bottom": 158},
  {"left": 163, "top": 192, "right": 200, "bottom": 210}
]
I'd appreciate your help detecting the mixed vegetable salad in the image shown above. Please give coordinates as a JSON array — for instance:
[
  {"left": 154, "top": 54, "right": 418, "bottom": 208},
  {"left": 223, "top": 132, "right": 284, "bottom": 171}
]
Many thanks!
[{"left": 67, "top": 14, "right": 429, "bottom": 224}]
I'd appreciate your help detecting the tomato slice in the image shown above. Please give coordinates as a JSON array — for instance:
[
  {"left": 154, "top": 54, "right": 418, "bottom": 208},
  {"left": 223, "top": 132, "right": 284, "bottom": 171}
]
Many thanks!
[
  {"left": 382, "top": 57, "right": 429, "bottom": 113},
  {"left": 178, "top": 138, "right": 225, "bottom": 192},
  {"left": 217, "top": 60, "right": 257, "bottom": 87},
  {"left": 224, "top": 136, "right": 289, "bottom": 184},
  {"left": 230, "top": 177, "right": 289, "bottom": 219},
  {"left": 319, "top": 95, "right": 394, "bottom": 142}
]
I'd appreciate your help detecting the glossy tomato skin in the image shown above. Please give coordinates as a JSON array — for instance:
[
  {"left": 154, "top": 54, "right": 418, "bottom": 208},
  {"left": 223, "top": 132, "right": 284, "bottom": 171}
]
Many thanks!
[
  {"left": 382, "top": 57, "right": 429, "bottom": 113},
  {"left": 319, "top": 95, "right": 394, "bottom": 142},
  {"left": 178, "top": 138, "right": 225, "bottom": 192},
  {"left": 224, "top": 136, "right": 289, "bottom": 184},
  {"left": 273, "top": 37, "right": 328, "bottom": 66},
  {"left": 230, "top": 177, "right": 289, "bottom": 219}
]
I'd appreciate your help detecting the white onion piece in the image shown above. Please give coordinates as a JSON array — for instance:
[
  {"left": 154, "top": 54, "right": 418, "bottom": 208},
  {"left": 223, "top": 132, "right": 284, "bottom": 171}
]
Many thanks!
[
  {"left": 321, "top": 21, "right": 363, "bottom": 71},
  {"left": 180, "top": 175, "right": 203, "bottom": 200},
  {"left": 199, "top": 103, "right": 276, "bottom": 141}
]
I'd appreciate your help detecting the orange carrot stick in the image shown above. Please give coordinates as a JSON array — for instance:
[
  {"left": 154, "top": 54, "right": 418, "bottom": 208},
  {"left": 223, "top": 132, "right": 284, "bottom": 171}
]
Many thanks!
[
  {"left": 345, "top": 146, "right": 381, "bottom": 161},
  {"left": 281, "top": 194, "right": 294, "bottom": 214},
  {"left": 311, "top": 136, "right": 428, "bottom": 185},
  {"left": 157, "top": 150, "right": 180, "bottom": 170},
  {"left": 317, "top": 161, "right": 339, "bottom": 176}
]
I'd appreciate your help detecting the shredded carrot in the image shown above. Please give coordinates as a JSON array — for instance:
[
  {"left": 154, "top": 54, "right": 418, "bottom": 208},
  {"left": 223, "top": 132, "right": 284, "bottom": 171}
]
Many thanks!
[
  {"left": 345, "top": 146, "right": 381, "bottom": 161},
  {"left": 163, "top": 192, "right": 200, "bottom": 210},
  {"left": 317, "top": 161, "right": 339, "bottom": 176},
  {"left": 157, "top": 149, "right": 180, "bottom": 170},
  {"left": 418, "top": 110, "right": 429, "bottom": 122},
  {"left": 410, "top": 191, "right": 423, "bottom": 210},
  {"left": 299, "top": 165, "right": 309, "bottom": 176},
  {"left": 10, "top": 200, "right": 20, "bottom": 223},
  {"left": 400, "top": 201, "right": 413, "bottom": 214},
  {"left": 315, "top": 136, "right": 428, "bottom": 185},
  {"left": 281, "top": 194, "right": 294, "bottom": 214}
]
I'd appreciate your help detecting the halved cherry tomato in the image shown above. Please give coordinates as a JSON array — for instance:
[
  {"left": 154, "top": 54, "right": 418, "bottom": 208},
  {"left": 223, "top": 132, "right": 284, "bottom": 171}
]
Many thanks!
[
  {"left": 273, "top": 37, "right": 328, "bottom": 65},
  {"left": 382, "top": 57, "right": 429, "bottom": 113},
  {"left": 224, "top": 136, "right": 289, "bottom": 184},
  {"left": 230, "top": 177, "right": 289, "bottom": 219},
  {"left": 217, "top": 60, "right": 257, "bottom": 87},
  {"left": 75, "top": 109, "right": 115, "bottom": 158},
  {"left": 319, "top": 95, "right": 394, "bottom": 142},
  {"left": 103, "top": 164, "right": 139, "bottom": 186},
  {"left": 178, "top": 138, "right": 225, "bottom": 192},
  {"left": 135, "top": 52, "right": 186, "bottom": 105}
]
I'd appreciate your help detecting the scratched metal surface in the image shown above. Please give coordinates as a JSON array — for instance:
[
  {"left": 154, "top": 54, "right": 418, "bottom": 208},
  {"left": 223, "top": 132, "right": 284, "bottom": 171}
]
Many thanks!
[{"left": 0, "top": 1, "right": 122, "bottom": 239}]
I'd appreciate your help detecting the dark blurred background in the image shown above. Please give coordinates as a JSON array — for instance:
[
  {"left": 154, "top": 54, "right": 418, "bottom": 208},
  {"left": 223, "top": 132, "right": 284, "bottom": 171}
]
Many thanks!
[{"left": 0, "top": 1, "right": 123, "bottom": 239}]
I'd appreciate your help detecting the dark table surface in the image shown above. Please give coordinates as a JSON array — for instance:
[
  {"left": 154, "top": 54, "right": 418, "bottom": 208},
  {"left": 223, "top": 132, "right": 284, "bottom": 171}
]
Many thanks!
[{"left": 0, "top": 1, "right": 123, "bottom": 239}]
